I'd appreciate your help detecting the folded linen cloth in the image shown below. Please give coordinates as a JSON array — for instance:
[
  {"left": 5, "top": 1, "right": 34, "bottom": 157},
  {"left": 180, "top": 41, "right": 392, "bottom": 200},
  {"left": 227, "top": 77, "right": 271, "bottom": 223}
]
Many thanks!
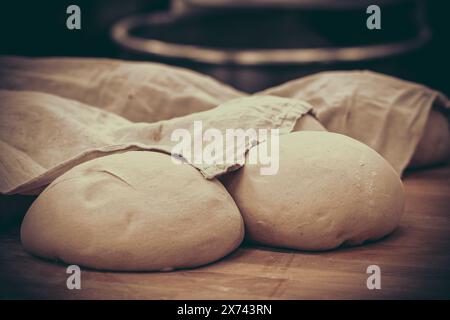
[
  {"left": 259, "top": 70, "right": 450, "bottom": 174},
  {"left": 0, "top": 91, "right": 311, "bottom": 195},
  {"left": 0, "top": 56, "right": 244, "bottom": 122}
]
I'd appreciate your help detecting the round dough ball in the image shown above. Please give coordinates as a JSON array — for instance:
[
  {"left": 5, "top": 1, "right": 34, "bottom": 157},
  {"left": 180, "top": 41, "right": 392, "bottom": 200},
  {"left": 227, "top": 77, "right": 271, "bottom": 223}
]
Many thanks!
[
  {"left": 409, "top": 110, "right": 450, "bottom": 168},
  {"left": 21, "top": 151, "right": 244, "bottom": 271},
  {"left": 223, "top": 131, "right": 404, "bottom": 251}
]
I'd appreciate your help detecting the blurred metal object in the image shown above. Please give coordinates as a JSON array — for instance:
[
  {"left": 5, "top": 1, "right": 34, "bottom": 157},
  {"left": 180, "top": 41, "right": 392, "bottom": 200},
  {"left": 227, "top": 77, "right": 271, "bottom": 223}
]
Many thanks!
[
  {"left": 110, "top": 0, "right": 434, "bottom": 92},
  {"left": 111, "top": 0, "right": 431, "bottom": 66},
  {"left": 184, "top": 0, "right": 409, "bottom": 10},
  {"left": 111, "top": 14, "right": 430, "bottom": 65}
]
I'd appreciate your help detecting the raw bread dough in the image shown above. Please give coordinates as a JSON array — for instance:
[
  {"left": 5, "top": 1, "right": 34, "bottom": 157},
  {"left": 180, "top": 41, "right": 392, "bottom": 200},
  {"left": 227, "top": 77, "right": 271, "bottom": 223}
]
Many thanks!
[
  {"left": 223, "top": 131, "right": 404, "bottom": 251},
  {"left": 21, "top": 151, "right": 244, "bottom": 271},
  {"left": 409, "top": 110, "right": 450, "bottom": 168}
]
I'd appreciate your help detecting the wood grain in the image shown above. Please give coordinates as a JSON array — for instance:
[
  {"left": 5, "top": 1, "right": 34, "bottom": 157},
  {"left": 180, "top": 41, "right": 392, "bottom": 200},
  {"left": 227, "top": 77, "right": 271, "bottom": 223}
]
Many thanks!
[{"left": 1, "top": 165, "right": 449, "bottom": 299}]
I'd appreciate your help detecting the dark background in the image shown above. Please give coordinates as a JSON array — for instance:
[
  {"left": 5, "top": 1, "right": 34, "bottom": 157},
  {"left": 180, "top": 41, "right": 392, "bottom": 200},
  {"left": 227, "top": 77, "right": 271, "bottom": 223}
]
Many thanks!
[{"left": 0, "top": 0, "right": 448, "bottom": 93}]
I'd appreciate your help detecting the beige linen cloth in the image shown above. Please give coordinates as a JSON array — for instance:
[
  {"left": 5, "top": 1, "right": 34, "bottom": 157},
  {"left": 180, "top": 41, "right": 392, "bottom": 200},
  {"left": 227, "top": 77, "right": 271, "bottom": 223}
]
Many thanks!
[
  {"left": 1, "top": 57, "right": 449, "bottom": 195},
  {"left": 0, "top": 56, "right": 244, "bottom": 122},
  {"left": 259, "top": 71, "right": 450, "bottom": 174},
  {"left": 0, "top": 90, "right": 311, "bottom": 195}
]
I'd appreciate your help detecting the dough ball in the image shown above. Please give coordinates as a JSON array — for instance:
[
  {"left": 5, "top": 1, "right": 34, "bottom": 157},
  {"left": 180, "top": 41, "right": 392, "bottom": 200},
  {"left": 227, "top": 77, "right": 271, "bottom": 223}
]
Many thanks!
[
  {"left": 223, "top": 131, "right": 404, "bottom": 251},
  {"left": 409, "top": 110, "right": 450, "bottom": 168},
  {"left": 21, "top": 151, "right": 244, "bottom": 271}
]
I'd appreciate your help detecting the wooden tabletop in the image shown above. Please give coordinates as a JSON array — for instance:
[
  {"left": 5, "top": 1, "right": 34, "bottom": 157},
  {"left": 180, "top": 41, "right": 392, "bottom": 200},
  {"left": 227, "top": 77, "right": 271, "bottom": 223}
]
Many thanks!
[{"left": 1, "top": 165, "right": 449, "bottom": 300}]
